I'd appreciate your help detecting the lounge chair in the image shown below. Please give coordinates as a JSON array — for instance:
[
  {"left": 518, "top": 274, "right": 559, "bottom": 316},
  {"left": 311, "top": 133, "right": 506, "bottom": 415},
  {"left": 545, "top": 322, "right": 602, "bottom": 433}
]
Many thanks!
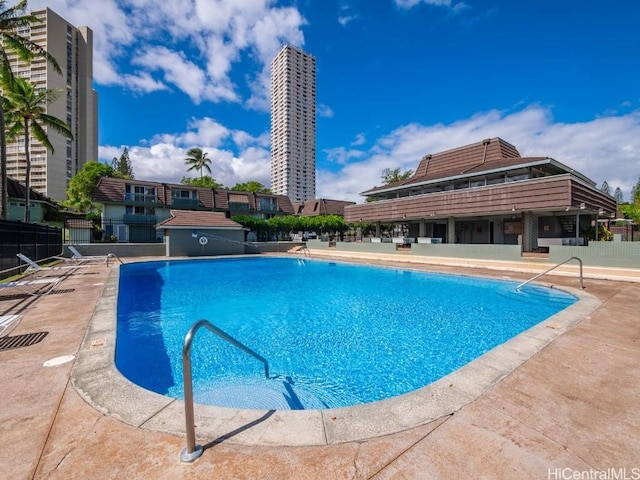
[
  {"left": 17, "top": 253, "right": 86, "bottom": 275},
  {"left": 0, "top": 314, "right": 22, "bottom": 337},
  {"left": 67, "top": 246, "right": 120, "bottom": 266},
  {"left": 0, "top": 277, "right": 62, "bottom": 297}
]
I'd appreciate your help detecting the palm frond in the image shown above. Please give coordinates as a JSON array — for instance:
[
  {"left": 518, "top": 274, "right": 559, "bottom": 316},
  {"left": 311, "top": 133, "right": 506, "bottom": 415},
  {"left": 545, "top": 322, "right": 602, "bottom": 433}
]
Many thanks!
[
  {"left": 29, "top": 120, "right": 55, "bottom": 152},
  {"left": 38, "top": 113, "right": 73, "bottom": 138},
  {"left": 4, "top": 120, "right": 23, "bottom": 142},
  {"left": 2, "top": 74, "right": 72, "bottom": 154}
]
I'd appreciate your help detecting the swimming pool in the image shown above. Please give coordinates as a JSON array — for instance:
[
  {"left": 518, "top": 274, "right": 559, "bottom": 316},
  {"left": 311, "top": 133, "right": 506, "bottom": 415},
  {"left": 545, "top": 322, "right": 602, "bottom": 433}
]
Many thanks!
[{"left": 115, "top": 257, "right": 576, "bottom": 411}]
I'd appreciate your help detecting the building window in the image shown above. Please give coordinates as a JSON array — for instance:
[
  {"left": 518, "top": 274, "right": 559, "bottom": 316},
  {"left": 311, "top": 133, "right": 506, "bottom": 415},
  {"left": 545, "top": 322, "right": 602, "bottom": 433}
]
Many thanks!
[
  {"left": 125, "top": 206, "right": 155, "bottom": 216},
  {"left": 125, "top": 184, "right": 156, "bottom": 202}
]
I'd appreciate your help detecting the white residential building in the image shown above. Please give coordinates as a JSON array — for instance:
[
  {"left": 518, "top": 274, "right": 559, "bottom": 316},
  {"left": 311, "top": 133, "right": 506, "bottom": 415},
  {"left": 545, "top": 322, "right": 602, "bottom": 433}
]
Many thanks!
[
  {"left": 270, "top": 45, "right": 316, "bottom": 202},
  {"left": 6, "top": 7, "right": 97, "bottom": 201}
]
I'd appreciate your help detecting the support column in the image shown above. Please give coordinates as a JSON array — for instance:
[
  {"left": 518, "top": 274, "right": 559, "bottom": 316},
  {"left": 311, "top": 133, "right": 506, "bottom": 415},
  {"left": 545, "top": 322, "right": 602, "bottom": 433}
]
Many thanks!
[
  {"left": 419, "top": 219, "right": 426, "bottom": 237},
  {"left": 522, "top": 211, "right": 534, "bottom": 253},
  {"left": 376, "top": 221, "right": 381, "bottom": 237},
  {"left": 447, "top": 217, "right": 455, "bottom": 244}
]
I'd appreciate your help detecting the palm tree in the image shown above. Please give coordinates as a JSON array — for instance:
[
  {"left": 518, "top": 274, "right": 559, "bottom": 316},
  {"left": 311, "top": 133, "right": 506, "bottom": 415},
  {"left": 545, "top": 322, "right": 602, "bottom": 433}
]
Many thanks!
[
  {"left": 1, "top": 75, "right": 72, "bottom": 222},
  {"left": 0, "top": 0, "right": 61, "bottom": 219},
  {"left": 184, "top": 147, "right": 211, "bottom": 179}
]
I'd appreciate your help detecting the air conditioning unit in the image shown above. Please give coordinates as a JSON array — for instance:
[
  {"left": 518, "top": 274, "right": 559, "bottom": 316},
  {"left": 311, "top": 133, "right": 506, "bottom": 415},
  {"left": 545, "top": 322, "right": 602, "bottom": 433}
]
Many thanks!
[{"left": 115, "top": 224, "right": 129, "bottom": 242}]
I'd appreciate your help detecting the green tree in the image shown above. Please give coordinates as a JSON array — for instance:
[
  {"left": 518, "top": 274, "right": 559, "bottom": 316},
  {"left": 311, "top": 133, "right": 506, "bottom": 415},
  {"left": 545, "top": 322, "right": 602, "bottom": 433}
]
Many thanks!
[
  {"left": 64, "top": 161, "right": 122, "bottom": 213},
  {"left": 112, "top": 146, "right": 134, "bottom": 179},
  {"left": 619, "top": 203, "right": 640, "bottom": 223},
  {"left": 614, "top": 187, "right": 624, "bottom": 203},
  {"left": 381, "top": 167, "right": 414, "bottom": 184},
  {"left": 232, "top": 214, "right": 268, "bottom": 240},
  {"left": 180, "top": 175, "right": 223, "bottom": 189},
  {"left": 632, "top": 177, "right": 640, "bottom": 204},
  {"left": 0, "top": 0, "right": 61, "bottom": 219},
  {"left": 230, "top": 180, "right": 271, "bottom": 193},
  {"left": 583, "top": 224, "right": 613, "bottom": 241},
  {"left": 184, "top": 147, "right": 211, "bottom": 179},
  {"left": 321, "top": 214, "right": 348, "bottom": 234},
  {"left": 2, "top": 75, "right": 72, "bottom": 222}
]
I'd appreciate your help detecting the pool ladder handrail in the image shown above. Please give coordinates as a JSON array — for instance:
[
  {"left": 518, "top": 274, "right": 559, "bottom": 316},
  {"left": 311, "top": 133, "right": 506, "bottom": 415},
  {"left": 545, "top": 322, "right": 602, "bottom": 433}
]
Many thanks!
[
  {"left": 516, "top": 256, "right": 584, "bottom": 292},
  {"left": 180, "top": 319, "right": 270, "bottom": 463},
  {"left": 105, "top": 253, "right": 123, "bottom": 267}
]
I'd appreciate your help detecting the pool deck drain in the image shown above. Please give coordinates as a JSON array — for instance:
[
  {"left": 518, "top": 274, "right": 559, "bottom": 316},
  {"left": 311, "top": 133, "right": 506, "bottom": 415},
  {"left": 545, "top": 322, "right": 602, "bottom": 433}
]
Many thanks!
[{"left": 1, "top": 254, "right": 639, "bottom": 479}]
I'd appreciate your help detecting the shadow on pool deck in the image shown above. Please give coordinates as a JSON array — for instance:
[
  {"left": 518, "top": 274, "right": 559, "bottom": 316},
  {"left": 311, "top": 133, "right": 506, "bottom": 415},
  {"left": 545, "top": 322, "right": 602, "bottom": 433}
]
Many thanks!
[{"left": 0, "top": 254, "right": 639, "bottom": 479}]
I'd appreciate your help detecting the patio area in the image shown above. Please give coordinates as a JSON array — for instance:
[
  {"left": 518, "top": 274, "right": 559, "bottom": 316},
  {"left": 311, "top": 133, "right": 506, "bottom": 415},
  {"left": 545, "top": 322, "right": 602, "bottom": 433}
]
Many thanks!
[{"left": 0, "top": 254, "right": 638, "bottom": 479}]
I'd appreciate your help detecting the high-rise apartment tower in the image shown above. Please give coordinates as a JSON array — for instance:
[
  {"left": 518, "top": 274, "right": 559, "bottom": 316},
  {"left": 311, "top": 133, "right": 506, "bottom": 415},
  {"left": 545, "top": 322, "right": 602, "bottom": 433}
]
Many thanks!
[
  {"left": 270, "top": 45, "right": 316, "bottom": 202},
  {"left": 6, "top": 8, "right": 98, "bottom": 201}
]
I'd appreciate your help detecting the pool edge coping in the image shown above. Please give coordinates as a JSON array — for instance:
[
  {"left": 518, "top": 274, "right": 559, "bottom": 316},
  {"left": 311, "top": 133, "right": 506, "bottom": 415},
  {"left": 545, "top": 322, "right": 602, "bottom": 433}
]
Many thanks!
[{"left": 71, "top": 255, "right": 601, "bottom": 447}]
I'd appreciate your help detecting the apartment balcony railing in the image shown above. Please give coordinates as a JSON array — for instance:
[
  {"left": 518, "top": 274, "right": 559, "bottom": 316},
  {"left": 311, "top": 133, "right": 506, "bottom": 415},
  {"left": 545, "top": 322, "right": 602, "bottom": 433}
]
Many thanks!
[
  {"left": 122, "top": 214, "right": 157, "bottom": 224},
  {"left": 228, "top": 202, "right": 252, "bottom": 212},
  {"left": 257, "top": 206, "right": 280, "bottom": 214},
  {"left": 124, "top": 193, "right": 157, "bottom": 204},
  {"left": 171, "top": 198, "right": 200, "bottom": 208}
]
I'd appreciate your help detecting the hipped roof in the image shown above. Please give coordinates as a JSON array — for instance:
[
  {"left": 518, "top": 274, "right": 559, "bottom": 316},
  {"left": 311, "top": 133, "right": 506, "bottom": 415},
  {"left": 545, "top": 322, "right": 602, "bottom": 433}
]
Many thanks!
[
  {"left": 361, "top": 138, "right": 562, "bottom": 195},
  {"left": 7, "top": 176, "right": 57, "bottom": 205},
  {"left": 156, "top": 210, "right": 242, "bottom": 229}
]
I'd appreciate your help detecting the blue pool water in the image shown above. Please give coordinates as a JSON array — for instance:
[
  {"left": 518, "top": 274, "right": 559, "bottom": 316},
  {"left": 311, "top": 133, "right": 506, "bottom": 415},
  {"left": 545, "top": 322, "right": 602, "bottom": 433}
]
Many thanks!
[{"left": 115, "top": 257, "right": 576, "bottom": 410}]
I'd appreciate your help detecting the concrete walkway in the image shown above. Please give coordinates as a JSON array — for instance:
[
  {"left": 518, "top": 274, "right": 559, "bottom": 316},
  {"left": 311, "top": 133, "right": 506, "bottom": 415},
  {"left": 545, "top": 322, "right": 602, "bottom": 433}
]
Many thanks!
[{"left": 0, "top": 255, "right": 638, "bottom": 479}]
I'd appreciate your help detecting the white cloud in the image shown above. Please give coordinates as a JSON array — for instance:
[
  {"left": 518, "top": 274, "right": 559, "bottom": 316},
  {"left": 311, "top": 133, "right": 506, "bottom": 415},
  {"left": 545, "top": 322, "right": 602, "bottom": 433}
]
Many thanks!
[
  {"left": 317, "top": 105, "right": 640, "bottom": 202},
  {"left": 394, "top": 0, "right": 468, "bottom": 11},
  {"left": 120, "top": 72, "right": 168, "bottom": 94},
  {"left": 318, "top": 104, "right": 335, "bottom": 118},
  {"left": 337, "top": 1, "right": 360, "bottom": 27},
  {"left": 338, "top": 15, "right": 358, "bottom": 26},
  {"left": 245, "top": 6, "right": 307, "bottom": 111},
  {"left": 132, "top": 48, "right": 204, "bottom": 103},
  {"left": 29, "top": 0, "right": 307, "bottom": 110},
  {"left": 351, "top": 133, "right": 367, "bottom": 146},
  {"left": 100, "top": 116, "right": 271, "bottom": 188},
  {"left": 323, "top": 146, "right": 366, "bottom": 166}
]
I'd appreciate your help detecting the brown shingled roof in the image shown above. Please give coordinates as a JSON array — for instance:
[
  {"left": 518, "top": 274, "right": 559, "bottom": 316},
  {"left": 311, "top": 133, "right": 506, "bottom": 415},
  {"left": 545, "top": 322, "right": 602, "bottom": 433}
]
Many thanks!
[
  {"left": 65, "top": 219, "right": 93, "bottom": 229},
  {"left": 275, "top": 194, "right": 294, "bottom": 214},
  {"left": 293, "top": 198, "right": 355, "bottom": 216},
  {"left": 411, "top": 138, "right": 520, "bottom": 180},
  {"left": 7, "top": 177, "right": 56, "bottom": 204},
  {"left": 157, "top": 210, "right": 242, "bottom": 228},
  {"left": 92, "top": 177, "right": 125, "bottom": 203},
  {"left": 363, "top": 138, "right": 547, "bottom": 194},
  {"left": 92, "top": 177, "right": 295, "bottom": 214},
  {"left": 92, "top": 177, "right": 217, "bottom": 209}
]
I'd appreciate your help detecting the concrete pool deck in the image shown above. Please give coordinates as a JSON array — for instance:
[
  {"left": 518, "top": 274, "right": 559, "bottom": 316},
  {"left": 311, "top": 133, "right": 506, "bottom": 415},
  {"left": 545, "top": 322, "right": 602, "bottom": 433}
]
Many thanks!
[{"left": 1, "top": 253, "right": 639, "bottom": 479}]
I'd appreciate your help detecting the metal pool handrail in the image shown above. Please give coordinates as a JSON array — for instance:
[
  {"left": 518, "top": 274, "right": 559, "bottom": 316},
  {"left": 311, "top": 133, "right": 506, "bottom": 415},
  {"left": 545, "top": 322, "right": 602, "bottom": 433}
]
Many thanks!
[
  {"left": 180, "top": 319, "right": 270, "bottom": 463},
  {"left": 105, "top": 253, "right": 123, "bottom": 266},
  {"left": 516, "top": 256, "right": 584, "bottom": 291}
]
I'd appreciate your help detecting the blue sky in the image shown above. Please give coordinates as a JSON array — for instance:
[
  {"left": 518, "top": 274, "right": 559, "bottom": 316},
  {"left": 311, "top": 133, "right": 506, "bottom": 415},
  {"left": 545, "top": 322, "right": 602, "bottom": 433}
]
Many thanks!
[{"left": 29, "top": 0, "right": 640, "bottom": 202}]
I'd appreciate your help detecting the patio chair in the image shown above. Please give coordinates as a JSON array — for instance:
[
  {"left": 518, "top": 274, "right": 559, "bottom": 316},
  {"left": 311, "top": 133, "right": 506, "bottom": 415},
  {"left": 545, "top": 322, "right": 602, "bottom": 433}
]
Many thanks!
[
  {"left": 16, "top": 253, "right": 86, "bottom": 275},
  {"left": 67, "top": 246, "right": 120, "bottom": 266},
  {"left": 0, "top": 277, "right": 62, "bottom": 297},
  {"left": 0, "top": 314, "right": 22, "bottom": 337}
]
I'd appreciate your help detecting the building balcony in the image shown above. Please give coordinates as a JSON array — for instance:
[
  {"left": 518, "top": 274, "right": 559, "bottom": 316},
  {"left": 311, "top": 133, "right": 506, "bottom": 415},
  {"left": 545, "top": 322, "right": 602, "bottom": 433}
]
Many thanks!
[
  {"left": 122, "top": 214, "right": 157, "bottom": 224},
  {"left": 124, "top": 193, "right": 157, "bottom": 204},
  {"left": 258, "top": 207, "right": 281, "bottom": 214},
  {"left": 171, "top": 197, "right": 199, "bottom": 208},
  {"left": 228, "top": 202, "right": 252, "bottom": 212}
]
